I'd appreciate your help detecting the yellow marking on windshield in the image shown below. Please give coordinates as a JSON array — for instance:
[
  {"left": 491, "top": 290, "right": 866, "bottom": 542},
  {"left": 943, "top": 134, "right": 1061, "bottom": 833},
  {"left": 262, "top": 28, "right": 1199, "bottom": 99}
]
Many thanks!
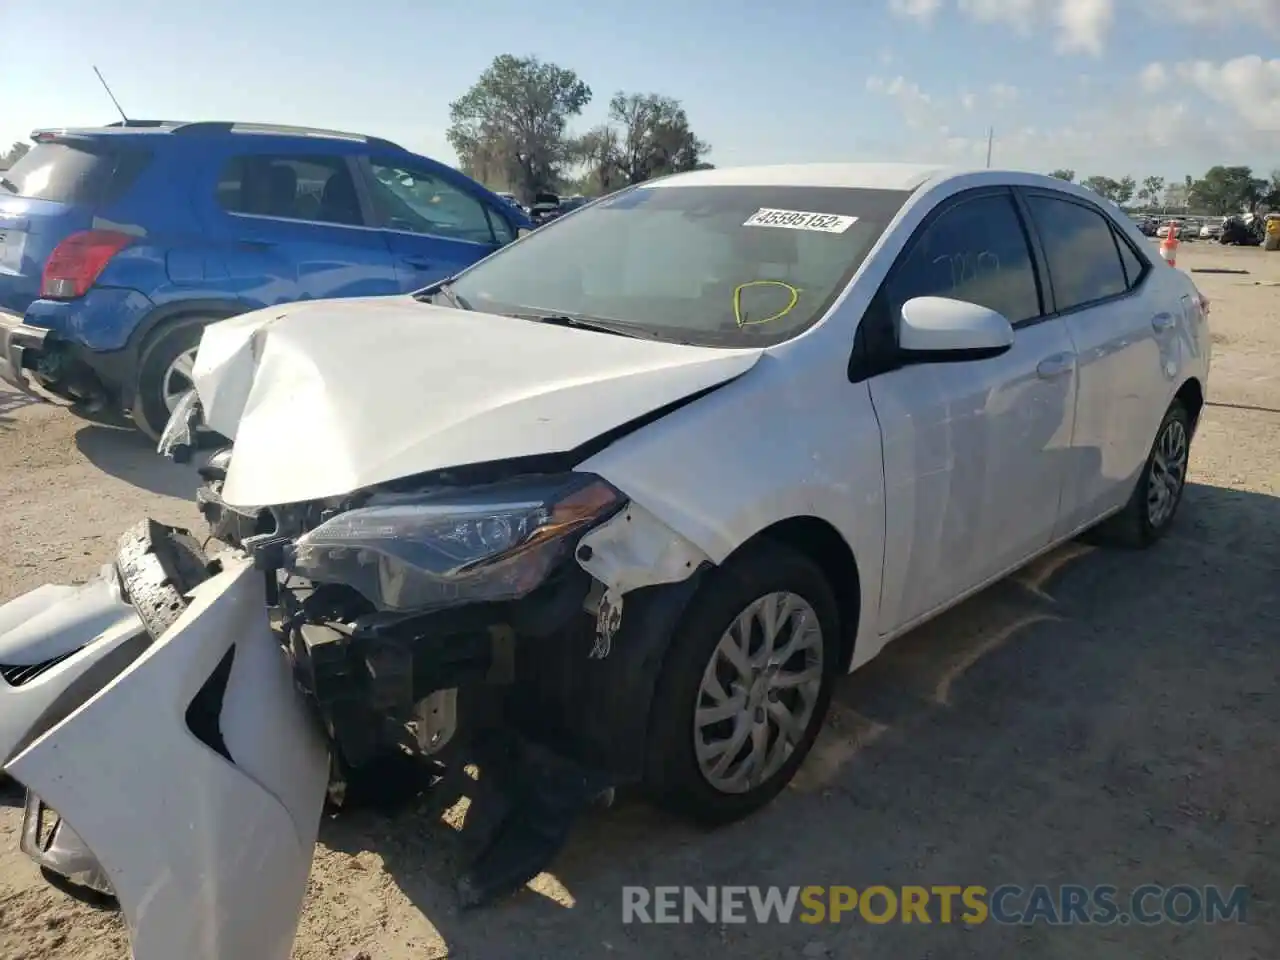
[{"left": 733, "top": 280, "right": 800, "bottom": 327}]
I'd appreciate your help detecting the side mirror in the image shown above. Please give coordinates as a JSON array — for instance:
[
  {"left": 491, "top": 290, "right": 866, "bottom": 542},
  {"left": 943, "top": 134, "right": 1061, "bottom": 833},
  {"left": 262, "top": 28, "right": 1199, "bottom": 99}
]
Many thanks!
[{"left": 899, "top": 296, "right": 1014, "bottom": 361}]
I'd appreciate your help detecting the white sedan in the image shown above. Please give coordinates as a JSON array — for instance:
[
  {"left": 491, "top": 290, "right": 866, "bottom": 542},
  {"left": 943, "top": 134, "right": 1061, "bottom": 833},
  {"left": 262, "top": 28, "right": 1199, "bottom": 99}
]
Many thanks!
[{"left": 0, "top": 163, "right": 1210, "bottom": 958}]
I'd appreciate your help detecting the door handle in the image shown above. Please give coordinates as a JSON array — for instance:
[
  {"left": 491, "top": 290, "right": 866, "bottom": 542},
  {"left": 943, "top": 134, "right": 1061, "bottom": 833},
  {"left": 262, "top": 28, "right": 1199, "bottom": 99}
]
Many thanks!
[
  {"left": 1151, "top": 312, "right": 1176, "bottom": 333},
  {"left": 401, "top": 257, "right": 434, "bottom": 270},
  {"left": 1036, "top": 352, "right": 1076, "bottom": 379}
]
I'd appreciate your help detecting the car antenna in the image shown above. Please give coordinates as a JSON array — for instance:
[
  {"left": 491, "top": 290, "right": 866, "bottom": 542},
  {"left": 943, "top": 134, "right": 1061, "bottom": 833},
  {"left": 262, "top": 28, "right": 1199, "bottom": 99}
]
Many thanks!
[{"left": 92, "top": 65, "right": 130, "bottom": 124}]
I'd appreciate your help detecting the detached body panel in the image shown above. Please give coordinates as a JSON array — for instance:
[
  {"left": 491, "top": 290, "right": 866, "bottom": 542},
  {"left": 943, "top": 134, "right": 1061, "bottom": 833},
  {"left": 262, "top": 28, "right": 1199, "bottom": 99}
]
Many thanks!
[{"left": 6, "top": 558, "right": 329, "bottom": 960}]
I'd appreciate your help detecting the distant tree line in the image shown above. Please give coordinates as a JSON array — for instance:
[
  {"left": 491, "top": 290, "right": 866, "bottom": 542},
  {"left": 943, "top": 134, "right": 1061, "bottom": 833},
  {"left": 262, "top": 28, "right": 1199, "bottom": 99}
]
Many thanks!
[
  {"left": 1048, "top": 166, "right": 1280, "bottom": 216},
  {"left": 446, "top": 55, "right": 712, "bottom": 202},
  {"left": 0, "top": 141, "right": 29, "bottom": 170}
]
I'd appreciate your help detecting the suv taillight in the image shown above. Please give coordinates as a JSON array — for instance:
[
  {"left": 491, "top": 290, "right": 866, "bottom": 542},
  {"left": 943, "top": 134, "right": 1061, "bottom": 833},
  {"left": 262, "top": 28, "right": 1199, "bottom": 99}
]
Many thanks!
[{"left": 40, "top": 230, "right": 134, "bottom": 300}]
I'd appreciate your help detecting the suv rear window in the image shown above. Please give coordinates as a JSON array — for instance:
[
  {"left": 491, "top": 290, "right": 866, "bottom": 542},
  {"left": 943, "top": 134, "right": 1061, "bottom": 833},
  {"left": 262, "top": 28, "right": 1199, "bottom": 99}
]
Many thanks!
[{"left": 1, "top": 141, "right": 149, "bottom": 206}]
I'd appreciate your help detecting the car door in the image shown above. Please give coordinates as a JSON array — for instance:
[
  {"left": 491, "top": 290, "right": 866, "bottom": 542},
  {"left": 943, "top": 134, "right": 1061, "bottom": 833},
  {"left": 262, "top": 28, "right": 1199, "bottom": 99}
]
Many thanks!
[
  {"left": 361, "top": 157, "right": 514, "bottom": 290},
  {"left": 1018, "top": 191, "right": 1171, "bottom": 538},
  {"left": 864, "top": 189, "right": 1079, "bottom": 634},
  {"left": 209, "top": 152, "right": 400, "bottom": 302}
]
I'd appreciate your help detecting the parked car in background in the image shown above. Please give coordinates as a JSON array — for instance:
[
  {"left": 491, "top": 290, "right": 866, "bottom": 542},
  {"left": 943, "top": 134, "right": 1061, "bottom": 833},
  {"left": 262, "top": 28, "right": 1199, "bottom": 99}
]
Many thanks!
[
  {"left": 1199, "top": 218, "right": 1224, "bottom": 240},
  {"left": 529, "top": 192, "right": 564, "bottom": 226},
  {"left": 0, "top": 121, "right": 530, "bottom": 437}
]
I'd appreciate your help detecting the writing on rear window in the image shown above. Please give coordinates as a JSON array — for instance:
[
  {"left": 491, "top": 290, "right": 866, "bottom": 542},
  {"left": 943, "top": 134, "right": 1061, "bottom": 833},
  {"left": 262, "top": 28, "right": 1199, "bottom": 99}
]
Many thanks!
[{"left": 743, "top": 208, "right": 857, "bottom": 234}]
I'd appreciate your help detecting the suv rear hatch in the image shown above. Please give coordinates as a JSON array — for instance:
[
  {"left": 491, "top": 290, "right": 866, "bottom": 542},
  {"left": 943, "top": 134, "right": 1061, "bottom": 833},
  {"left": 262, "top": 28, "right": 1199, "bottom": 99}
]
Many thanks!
[{"left": 0, "top": 136, "right": 151, "bottom": 315}]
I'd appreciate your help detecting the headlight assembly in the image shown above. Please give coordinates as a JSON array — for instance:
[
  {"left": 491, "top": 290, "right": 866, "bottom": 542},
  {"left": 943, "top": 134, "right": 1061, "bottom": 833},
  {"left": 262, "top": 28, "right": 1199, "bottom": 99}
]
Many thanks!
[{"left": 285, "top": 473, "right": 623, "bottom": 613}]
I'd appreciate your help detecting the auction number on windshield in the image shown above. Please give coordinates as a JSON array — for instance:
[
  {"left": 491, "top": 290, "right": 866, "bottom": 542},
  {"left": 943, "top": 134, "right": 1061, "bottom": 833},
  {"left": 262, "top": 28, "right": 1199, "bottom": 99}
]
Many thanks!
[{"left": 743, "top": 208, "right": 858, "bottom": 233}]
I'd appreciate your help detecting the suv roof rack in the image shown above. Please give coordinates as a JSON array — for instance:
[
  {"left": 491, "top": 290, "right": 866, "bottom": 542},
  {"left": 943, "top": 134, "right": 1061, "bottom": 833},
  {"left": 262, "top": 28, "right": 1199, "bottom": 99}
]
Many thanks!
[
  {"left": 168, "top": 121, "right": 405, "bottom": 152},
  {"left": 104, "top": 119, "right": 188, "bottom": 128}
]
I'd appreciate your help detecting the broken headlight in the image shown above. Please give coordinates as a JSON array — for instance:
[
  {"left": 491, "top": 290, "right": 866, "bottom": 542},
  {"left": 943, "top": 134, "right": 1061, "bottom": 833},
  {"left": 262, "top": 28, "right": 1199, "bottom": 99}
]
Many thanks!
[{"left": 285, "top": 473, "right": 623, "bottom": 613}]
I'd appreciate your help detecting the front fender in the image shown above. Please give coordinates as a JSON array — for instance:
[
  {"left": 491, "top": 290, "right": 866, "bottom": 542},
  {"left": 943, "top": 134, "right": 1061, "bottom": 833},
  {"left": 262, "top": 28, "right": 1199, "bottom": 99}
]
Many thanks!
[{"left": 5, "top": 557, "right": 329, "bottom": 960}]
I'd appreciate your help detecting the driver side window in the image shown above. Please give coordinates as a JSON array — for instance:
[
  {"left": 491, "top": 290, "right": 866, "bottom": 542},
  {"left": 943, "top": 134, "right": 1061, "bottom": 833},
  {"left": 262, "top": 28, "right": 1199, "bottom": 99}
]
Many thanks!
[{"left": 888, "top": 193, "right": 1043, "bottom": 326}]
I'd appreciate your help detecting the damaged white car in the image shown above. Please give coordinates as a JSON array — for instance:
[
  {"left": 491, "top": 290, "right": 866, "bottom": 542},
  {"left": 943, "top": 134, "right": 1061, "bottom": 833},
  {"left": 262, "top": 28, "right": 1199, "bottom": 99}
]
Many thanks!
[{"left": 0, "top": 163, "right": 1209, "bottom": 959}]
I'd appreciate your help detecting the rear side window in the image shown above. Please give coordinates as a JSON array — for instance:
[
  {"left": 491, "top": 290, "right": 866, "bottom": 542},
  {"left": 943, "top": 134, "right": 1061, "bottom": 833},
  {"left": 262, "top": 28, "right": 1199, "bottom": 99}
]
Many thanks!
[
  {"left": 2, "top": 142, "right": 149, "bottom": 206},
  {"left": 217, "top": 155, "right": 365, "bottom": 226},
  {"left": 887, "top": 192, "right": 1042, "bottom": 325},
  {"left": 1025, "top": 195, "right": 1128, "bottom": 311},
  {"left": 1114, "top": 228, "right": 1149, "bottom": 289}
]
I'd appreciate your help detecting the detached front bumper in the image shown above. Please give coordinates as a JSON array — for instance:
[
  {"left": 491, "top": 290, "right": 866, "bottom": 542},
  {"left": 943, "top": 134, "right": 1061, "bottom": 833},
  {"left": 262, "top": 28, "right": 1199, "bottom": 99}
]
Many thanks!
[
  {"left": 0, "top": 541, "right": 330, "bottom": 960},
  {"left": 0, "top": 307, "right": 49, "bottom": 398}
]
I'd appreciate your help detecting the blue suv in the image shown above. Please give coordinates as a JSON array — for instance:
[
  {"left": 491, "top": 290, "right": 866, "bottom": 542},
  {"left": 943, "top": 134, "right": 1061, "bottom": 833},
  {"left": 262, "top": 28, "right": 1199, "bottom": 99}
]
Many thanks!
[{"left": 0, "top": 121, "right": 530, "bottom": 437}]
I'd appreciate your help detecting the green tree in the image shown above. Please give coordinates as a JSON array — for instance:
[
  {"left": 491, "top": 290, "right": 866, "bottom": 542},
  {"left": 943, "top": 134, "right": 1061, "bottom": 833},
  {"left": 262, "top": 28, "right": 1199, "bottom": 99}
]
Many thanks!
[
  {"left": 573, "top": 92, "right": 711, "bottom": 189},
  {"left": 1140, "top": 175, "right": 1165, "bottom": 210},
  {"left": 447, "top": 55, "right": 592, "bottom": 201},
  {"left": 1189, "top": 166, "right": 1269, "bottom": 215},
  {"left": 1265, "top": 170, "right": 1280, "bottom": 210},
  {"left": 1048, "top": 168, "right": 1075, "bottom": 182},
  {"left": 1115, "top": 175, "right": 1136, "bottom": 206},
  {"left": 1081, "top": 175, "right": 1121, "bottom": 200},
  {"left": 0, "top": 141, "right": 29, "bottom": 169}
]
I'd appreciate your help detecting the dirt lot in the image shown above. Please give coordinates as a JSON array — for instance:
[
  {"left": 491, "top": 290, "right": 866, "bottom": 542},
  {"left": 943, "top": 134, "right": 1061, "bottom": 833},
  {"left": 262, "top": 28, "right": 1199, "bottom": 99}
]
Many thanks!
[{"left": 0, "top": 243, "right": 1277, "bottom": 959}]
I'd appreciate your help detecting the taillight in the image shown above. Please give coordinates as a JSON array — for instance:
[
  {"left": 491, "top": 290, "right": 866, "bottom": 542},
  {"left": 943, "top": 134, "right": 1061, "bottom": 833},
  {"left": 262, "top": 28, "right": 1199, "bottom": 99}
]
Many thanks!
[{"left": 41, "top": 230, "right": 134, "bottom": 300}]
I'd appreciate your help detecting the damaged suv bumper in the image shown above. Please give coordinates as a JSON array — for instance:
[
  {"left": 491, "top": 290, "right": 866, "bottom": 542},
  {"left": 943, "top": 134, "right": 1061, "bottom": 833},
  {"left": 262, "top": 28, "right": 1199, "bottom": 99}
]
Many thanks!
[{"left": 1, "top": 553, "right": 329, "bottom": 960}]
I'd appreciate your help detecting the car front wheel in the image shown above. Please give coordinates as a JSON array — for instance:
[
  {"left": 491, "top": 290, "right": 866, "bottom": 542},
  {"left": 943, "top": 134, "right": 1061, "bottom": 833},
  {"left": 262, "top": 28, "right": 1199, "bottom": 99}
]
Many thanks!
[{"left": 643, "top": 541, "right": 841, "bottom": 825}]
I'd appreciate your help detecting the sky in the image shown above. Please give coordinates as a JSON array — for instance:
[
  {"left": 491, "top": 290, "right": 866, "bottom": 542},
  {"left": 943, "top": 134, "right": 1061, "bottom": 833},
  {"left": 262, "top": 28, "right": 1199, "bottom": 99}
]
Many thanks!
[{"left": 1, "top": 0, "right": 1277, "bottom": 186}]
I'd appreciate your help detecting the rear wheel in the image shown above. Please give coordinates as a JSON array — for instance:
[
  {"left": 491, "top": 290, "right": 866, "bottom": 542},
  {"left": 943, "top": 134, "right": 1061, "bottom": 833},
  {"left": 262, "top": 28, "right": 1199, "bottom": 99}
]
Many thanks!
[
  {"left": 130, "top": 319, "right": 206, "bottom": 441},
  {"left": 643, "top": 541, "right": 841, "bottom": 825},
  {"left": 1093, "top": 400, "right": 1191, "bottom": 548}
]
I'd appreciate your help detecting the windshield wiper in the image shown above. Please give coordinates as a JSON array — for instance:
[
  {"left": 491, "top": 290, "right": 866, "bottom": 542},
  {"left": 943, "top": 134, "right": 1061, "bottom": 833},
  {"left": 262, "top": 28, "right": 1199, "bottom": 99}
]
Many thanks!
[
  {"left": 0, "top": 177, "right": 18, "bottom": 194},
  {"left": 508, "top": 310, "right": 647, "bottom": 339},
  {"left": 415, "top": 280, "right": 472, "bottom": 311}
]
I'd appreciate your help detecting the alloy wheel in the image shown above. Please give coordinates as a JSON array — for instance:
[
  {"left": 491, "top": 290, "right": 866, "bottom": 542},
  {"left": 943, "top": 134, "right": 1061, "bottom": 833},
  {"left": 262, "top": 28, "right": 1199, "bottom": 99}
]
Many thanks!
[
  {"left": 161, "top": 348, "right": 199, "bottom": 415},
  {"left": 1147, "top": 418, "right": 1188, "bottom": 528},
  {"left": 693, "top": 592, "right": 824, "bottom": 795}
]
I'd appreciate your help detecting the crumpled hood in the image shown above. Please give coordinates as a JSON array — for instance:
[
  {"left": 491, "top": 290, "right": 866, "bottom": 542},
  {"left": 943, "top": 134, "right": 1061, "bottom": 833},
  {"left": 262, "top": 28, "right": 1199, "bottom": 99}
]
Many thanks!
[{"left": 192, "top": 297, "right": 761, "bottom": 508}]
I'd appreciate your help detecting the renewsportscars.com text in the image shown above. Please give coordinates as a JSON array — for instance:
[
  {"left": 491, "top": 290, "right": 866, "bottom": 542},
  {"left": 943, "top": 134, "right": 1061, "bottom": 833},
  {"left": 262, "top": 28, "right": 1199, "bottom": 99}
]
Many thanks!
[{"left": 622, "top": 884, "right": 1249, "bottom": 926}]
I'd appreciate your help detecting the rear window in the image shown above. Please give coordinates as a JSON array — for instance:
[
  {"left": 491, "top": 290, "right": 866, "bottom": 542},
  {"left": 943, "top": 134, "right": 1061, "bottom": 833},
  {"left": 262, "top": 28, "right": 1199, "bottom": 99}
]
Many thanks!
[{"left": 1, "top": 141, "right": 149, "bottom": 206}]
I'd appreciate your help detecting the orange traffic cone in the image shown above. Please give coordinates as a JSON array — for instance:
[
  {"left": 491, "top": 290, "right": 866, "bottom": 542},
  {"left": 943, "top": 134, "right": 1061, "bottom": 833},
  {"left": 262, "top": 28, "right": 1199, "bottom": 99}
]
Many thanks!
[{"left": 1159, "top": 221, "right": 1179, "bottom": 267}]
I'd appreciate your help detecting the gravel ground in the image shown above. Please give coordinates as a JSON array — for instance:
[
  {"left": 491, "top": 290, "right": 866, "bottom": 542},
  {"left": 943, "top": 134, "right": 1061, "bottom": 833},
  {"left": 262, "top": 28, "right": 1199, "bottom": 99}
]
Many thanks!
[{"left": 0, "top": 243, "right": 1277, "bottom": 959}]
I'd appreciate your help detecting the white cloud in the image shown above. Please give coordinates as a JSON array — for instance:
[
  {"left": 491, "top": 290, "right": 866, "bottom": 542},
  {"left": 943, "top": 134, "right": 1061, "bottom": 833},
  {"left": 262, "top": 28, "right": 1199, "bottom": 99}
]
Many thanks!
[
  {"left": 889, "top": 0, "right": 1280, "bottom": 57},
  {"left": 866, "top": 75, "right": 939, "bottom": 128},
  {"left": 961, "top": 92, "right": 977, "bottom": 110},
  {"left": 867, "top": 66, "right": 1278, "bottom": 177},
  {"left": 1168, "top": 0, "right": 1280, "bottom": 34},
  {"left": 949, "top": 0, "right": 1112, "bottom": 53},
  {"left": 989, "top": 82, "right": 1020, "bottom": 105},
  {"left": 1140, "top": 63, "right": 1168, "bottom": 93},
  {"left": 1053, "top": 0, "right": 1113, "bottom": 55},
  {"left": 889, "top": 0, "right": 944, "bottom": 22},
  {"left": 1178, "top": 56, "right": 1280, "bottom": 131}
]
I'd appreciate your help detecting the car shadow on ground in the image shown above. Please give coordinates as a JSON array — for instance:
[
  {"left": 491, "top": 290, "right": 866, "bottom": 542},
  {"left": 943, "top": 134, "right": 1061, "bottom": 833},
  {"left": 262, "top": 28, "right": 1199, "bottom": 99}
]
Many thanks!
[
  {"left": 315, "top": 480, "right": 1280, "bottom": 959},
  {"left": 73, "top": 424, "right": 206, "bottom": 501}
]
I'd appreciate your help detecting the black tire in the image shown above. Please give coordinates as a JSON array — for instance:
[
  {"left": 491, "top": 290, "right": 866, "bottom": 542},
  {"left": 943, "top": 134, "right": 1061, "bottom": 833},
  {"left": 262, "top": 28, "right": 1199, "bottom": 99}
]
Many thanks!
[
  {"left": 643, "top": 540, "right": 841, "bottom": 825},
  {"left": 1092, "top": 400, "right": 1192, "bottom": 549},
  {"left": 130, "top": 318, "right": 207, "bottom": 441}
]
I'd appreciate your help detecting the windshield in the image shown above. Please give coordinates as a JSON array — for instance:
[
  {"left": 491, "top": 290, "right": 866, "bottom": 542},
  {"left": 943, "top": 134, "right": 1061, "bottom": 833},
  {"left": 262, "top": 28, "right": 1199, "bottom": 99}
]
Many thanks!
[{"left": 447, "top": 183, "right": 909, "bottom": 346}]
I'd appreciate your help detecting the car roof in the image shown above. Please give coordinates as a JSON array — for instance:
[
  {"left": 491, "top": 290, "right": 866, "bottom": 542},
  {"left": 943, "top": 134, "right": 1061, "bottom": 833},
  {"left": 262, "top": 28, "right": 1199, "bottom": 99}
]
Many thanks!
[
  {"left": 645, "top": 163, "right": 953, "bottom": 192},
  {"left": 29, "top": 120, "right": 408, "bottom": 154}
]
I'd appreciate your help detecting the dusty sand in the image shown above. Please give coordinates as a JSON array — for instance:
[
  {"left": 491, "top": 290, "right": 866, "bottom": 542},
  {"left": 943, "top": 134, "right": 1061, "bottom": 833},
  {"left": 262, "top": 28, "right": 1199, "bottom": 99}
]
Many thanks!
[{"left": 0, "top": 242, "right": 1277, "bottom": 959}]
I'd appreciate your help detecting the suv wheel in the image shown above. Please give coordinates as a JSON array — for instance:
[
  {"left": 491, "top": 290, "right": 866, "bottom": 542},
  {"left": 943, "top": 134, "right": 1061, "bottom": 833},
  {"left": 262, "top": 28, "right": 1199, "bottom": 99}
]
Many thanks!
[
  {"left": 643, "top": 541, "right": 840, "bottom": 825},
  {"left": 131, "top": 319, "right": 206, "bottom": 441}
]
